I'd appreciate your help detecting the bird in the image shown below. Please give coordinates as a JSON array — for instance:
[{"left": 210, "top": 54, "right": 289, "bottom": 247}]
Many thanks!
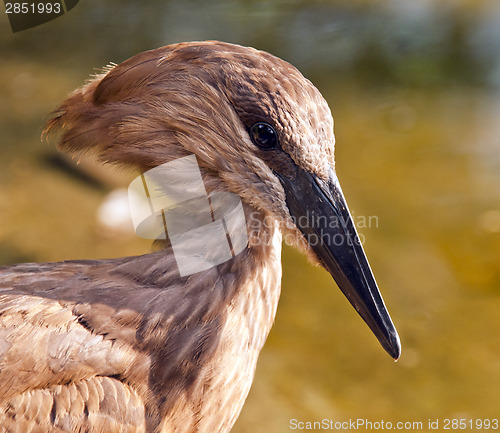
[{"left": 0, "top": 41, "right": 400, "bottom": 432}]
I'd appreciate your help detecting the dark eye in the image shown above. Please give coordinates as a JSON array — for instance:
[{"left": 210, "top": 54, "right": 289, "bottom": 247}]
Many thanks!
[{"left": 250, "top": 122, "right": 278, "bottom": 149}]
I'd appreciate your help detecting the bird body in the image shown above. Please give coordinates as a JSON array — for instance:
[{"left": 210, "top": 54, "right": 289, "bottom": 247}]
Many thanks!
[
  {"left": 0, "top": 217, "right": 281, "bottom": 432},
  {"left": 0, "top": 41, "right": 399, "bottom": 432}
]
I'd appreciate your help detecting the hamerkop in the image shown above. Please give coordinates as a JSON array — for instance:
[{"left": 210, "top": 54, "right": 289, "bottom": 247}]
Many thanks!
[{"left": 0, "top": 41, "right": 400, "bottom": 432}]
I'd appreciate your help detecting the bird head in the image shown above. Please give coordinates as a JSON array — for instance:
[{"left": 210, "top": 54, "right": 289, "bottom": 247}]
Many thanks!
[{"left": 45, "top": 41, "right": 400, "bottom": 359}]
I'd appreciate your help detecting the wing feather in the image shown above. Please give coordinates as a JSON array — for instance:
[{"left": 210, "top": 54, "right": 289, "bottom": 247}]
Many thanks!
[
  {"left": 0, "top": 377, "right": 146, "bottom": 432},
  {"left": 0, "top": 260, "right": 155, "bottom": 432}
]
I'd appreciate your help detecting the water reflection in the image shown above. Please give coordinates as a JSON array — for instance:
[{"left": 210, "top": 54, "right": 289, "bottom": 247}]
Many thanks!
[{"left": 3, "top": 0, "right": 500, "bottom": 87}]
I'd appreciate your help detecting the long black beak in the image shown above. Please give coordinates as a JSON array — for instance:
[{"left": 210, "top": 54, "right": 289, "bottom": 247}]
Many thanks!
[{"left": 276, "top": 166, "right": 401, "bottom": 360}]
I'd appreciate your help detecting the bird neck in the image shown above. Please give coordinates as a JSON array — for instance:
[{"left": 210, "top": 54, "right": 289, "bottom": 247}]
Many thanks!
[
  {"left": 234, "top": 204, "right": 283, "bottom": 345},
  {"left": 131, "top": 204, "right": 283, "bottom": 432}
]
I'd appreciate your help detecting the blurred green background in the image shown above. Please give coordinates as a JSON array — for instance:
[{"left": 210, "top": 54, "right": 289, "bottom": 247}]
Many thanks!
[{"left": 1, "top": 1, "right": 500, "bottom": 431}]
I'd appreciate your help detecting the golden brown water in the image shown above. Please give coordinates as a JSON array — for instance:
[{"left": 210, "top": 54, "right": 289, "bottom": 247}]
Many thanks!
[{"left": 1, "top": 1, "right": 500, "bottom": 431}]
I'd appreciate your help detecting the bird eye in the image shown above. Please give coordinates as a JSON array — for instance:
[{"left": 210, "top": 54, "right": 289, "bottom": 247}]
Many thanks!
[{"left": 250, "top": 122, "right": 278, "bottom": 150}]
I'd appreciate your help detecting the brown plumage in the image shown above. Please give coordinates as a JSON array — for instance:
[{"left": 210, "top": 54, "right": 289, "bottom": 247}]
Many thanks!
[{"left": 0, "top": 41, "right": 400, "bottom": 432}]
